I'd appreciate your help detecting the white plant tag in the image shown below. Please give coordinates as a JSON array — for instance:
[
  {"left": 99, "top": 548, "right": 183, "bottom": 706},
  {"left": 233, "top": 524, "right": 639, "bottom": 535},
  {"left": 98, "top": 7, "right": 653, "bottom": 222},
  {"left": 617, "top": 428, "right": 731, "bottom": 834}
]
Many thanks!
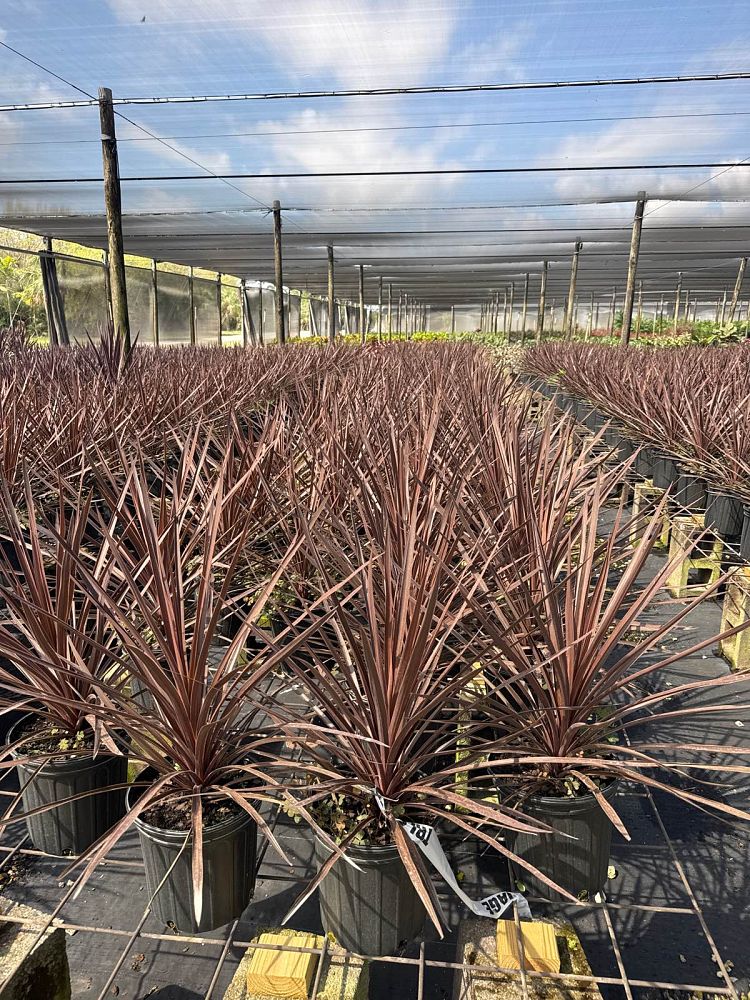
[{"left": 401, "top": 820, "right": 532, "bottom": 921}]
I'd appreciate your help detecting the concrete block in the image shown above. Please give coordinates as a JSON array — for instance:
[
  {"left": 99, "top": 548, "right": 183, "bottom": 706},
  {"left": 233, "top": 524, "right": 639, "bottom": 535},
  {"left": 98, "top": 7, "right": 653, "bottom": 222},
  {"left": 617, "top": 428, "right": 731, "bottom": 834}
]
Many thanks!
[
  {"left": 0, "top": 899, "right": 71, "bottom": 1000},
  {"left": 223, "top": 929, "right": 368, "bottom": 1000},
  {"left": 720, "top": 566, "right": 750, "bottom": 671},
  {"left": 453, "top": 917, "right": 601, "bottom": 1000},
  {"left": 665, "top": 515, "right": 723, "bottom": 599}
]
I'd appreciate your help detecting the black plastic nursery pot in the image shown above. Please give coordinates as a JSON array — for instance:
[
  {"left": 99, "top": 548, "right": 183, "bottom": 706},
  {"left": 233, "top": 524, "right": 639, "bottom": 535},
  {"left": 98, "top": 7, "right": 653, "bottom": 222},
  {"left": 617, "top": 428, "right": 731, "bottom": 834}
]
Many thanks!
[
  {"left": 127, "top": 779, "right": 257, "bottom": 933},
  {"left": 8, "top": 714, "right": 128, "bottom": 857},
  {"left": 510, "top": 780, "right": 618, "bottom": 900},
  {"left": 652, "top": 454, "right": 681, "bottom": 491},
  {"left": 673, "top": 471, "right": 708, "bottom": 513},
  {"left": 634, "top": 446, "right": 655, "bottom": 480},
  {"left": 314, "top": 836, "right": 425, "bottom": 956},
  {"left": 740, "top": 505, "right": 750, "bottom": 563},
  {"left": 705, "top": 489, "right": 744, "bottom": 539}
]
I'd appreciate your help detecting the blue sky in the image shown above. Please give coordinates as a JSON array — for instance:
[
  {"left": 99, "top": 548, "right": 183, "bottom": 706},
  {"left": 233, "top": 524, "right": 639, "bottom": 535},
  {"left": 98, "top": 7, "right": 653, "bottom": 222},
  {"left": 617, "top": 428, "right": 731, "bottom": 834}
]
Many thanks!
[{"left": 1, "top": 0, "right": 749, "bottom": 299}]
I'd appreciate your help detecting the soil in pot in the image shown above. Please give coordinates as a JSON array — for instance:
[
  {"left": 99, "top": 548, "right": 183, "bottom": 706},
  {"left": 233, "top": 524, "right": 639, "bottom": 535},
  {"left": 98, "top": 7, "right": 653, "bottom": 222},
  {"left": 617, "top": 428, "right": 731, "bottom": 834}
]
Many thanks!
[
  {"left": 509, "top": 780, "right": 618, "bottom": 900},
  {"left": 127, "top": 779, "right": 257, "bottom": 933},
  {"left": 314, "top": 836, "right": 425, "bottom": 955},
  {"left": 8, "top": 715, "right": 128, "bottom": 856},
  {"left": 705, "top": 490, "right": 744, "bottom": 539}
]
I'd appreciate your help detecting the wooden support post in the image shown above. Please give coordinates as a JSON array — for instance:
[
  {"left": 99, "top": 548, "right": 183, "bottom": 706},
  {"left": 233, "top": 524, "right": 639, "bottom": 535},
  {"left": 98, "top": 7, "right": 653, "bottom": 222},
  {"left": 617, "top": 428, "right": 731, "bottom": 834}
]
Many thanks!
[
  {"left": 98, "top": 86, "right": 130, "bottom": 358},
  {"left": 377, "top": 276, "right": 383, "bottom": 340},
  {"left": 216, "top": 273, "right": 223, "bottom": 345},
  {"left": 535, "top": 262, "right": 548, "bottom": 344},
  {"left": 272, "top": 200, "right": 286, "bottom": 345},
  {"left": 620, "top": 192, "right": 646, "bottom": 345},
  {"left": 564, "top": 239, "right": 583, "bottom": 340},
  {"left": 387, "top": 282, "right": 392, "bottom": 340},
  {"left": 41, "top": 237, "right": 58, "bottom": 347},
  {"left": 450, "top": 304, "right": 455, "bottom": 337},
  {"left": 187, "top": 265, "right": 196, "bottom": 345},
  {"left": 586, "top": 291, "right": 594, "bottom": 340},
  {"left": 358, "top": 265, "right": 365, "bottom": 344},
  {"left": 501, "top": 289, "right": 508, "bottom": 337},
  {"left": 727, "top": 257, "right": 747, "bottom": 323},
  {"left": 673, "top": 272, "right": 683, "bottom": 334},
  {"left": 151, "top": 259, "right": 159, "bottom": 345},
  {"left": 658, "top": 292, "right": 664, "bottom": 330},
  {"left": 594, "top": 301, "right": 600, "bottom": 332},
  {"left": 327, "top": 245, "right": 335, "bottom": 344},
  {"left": 520, "top": 272, "right": 529, "bottom": 345},
  {"left": 550, "top": 298, "right": 556, "bottom": 334}
]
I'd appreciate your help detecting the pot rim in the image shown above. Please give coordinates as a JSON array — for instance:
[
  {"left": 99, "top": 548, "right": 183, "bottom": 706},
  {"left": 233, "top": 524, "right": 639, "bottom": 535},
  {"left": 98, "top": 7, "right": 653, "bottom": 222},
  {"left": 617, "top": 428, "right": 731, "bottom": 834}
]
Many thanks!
[
  {"left": 7, "top": 712, "right": 124, "bottom": 775},
  {"left": 126, "top": 777, "right": 255, "bottom": 844},
  {"left": 313, "top": 831, "right": 401, "bottom": 861},
  {"left": 516, "top": 776, "right": 619, "bottom": 811}
]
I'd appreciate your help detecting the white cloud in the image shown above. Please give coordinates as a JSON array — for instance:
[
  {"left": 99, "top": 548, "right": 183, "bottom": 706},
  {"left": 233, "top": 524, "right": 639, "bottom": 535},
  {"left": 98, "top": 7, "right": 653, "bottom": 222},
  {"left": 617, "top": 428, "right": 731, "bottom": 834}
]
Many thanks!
[
  {"left": 238, "top": 105, "right": 462, "bottom": 210},
  {"left": 106, "top": 0, "right": 460, "bottom": 88}
]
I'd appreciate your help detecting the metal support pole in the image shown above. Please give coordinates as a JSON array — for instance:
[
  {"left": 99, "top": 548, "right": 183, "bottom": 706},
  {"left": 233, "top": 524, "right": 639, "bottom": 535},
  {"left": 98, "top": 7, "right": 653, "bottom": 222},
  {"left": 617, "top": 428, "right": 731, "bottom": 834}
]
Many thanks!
[
  {"left": 98, "top": 86, "right": 130, "bottom": 357},
  {"left": 358, "top": 265, "right": 365, "bottom": 344},
  {"left": 620, "top": 192, "right": 646, "bottom": 345},
  {"left": 586, "top": 290, "right": 594, "bottom": 340},
  {"left": 635, "top": 280, "right": 643, "bottom": 338},
  {"left": 727, "top": 257, "right": 747, "bottom": 323},
  {"left": 272, "top": 201, "right": 286, "bottom": 345},
  {"left": 151, "top": 259, "right": 159, "bottom": 346},
  {"left": 187, "top": 265, "right": 196, "bottom": 345},
  {"left": 450, "top": 305, "right": 455, "bottom": 337},
  {"left": 519, "top": 273, "right": 529, "bottom": 345},
  {"left": 387, "top": 282, "right": 392, "bottom": 340},
  {"left": 564, "top": 239, "right": 583, "bottom": 339},
  {"left": 377, "top": 276, "right": 383, "bottom": 340},
  {"left": 673, "top": 272, "right": 683, "bottom": 334},
  {"left": 720, "top": 287, "right": 728, "bottom": 325},
  {"left": 327, "top": 246, "right": 335, "bottom": 344},
  {"left": 216, "top": 273, "right": 222, "bottom": 345},
  {"left": 535, "top": 262, "right": 548, "bottom": 344},
  {"left": 608, "top": 288, "right": 617, "bottom": 334}
]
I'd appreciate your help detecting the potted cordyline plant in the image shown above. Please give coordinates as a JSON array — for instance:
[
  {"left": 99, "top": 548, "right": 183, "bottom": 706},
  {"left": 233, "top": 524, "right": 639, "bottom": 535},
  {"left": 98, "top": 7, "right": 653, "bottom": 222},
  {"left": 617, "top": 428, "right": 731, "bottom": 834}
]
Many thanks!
[
  {"left": 268, "top": 399, "right": 559, "bottom": 956},
  {"left": 0, "top": 475, "right": 128, "bottom": 856},
  {"left": 475, "top": 483, "right": 750, "bottom": 899},
  {"left": 8, "top": 445, "right": 321, "bottom": 933}
]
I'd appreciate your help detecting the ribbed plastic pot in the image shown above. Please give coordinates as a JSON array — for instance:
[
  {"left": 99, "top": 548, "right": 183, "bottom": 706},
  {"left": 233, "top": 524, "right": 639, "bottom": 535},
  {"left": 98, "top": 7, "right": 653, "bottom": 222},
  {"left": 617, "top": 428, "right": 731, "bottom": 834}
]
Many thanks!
[
  {"left": 314, "top": 836, "right": 425, "bottom": 956},
  {"left": 740, "top": 506, "right": 750, "bottom": 562},
  {"left": 584, "top": 408, "right": 606, "bottom": 433},
  {"left": 652, "top": 454, "right": 680, "bottom": 490},
  {"left": 8, "top": 714, "right": 127, "bottom": 857},
  {"left": 127, "top": 781, "right": 257, "bottom": 933},
  {"left": 509, "top": 781, "right": 618, "bottom": 900},
  {"left": 634, "top": 446, "right": 655, "bottom": 479},
  {"left": 673, "top": 472, "right": 708, "bottom": 513},
  {"left": 614, "top": 436, "right": 636, "bottom": 462},
  {"left": 705, "top": 490, "right": 744, "bottom": 538}
]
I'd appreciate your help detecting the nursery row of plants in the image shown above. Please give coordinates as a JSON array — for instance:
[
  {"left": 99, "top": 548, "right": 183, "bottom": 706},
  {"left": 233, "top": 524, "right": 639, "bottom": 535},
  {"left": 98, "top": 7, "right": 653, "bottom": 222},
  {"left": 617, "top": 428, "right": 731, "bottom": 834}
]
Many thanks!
[
  {"left": 0, "top": 331, "right": 748, "bottom": 959},
  {"left": 521, "top": 341, "right": 750, "bottom": 551}
]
